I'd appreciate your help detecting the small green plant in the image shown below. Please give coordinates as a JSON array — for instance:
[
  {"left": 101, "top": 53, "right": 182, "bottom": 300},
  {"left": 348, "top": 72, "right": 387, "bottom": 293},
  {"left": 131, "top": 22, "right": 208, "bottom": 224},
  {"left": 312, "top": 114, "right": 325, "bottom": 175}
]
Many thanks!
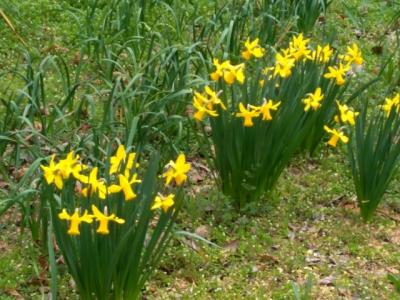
[
  {"left": 348, "top": 93, "right": 400, "bottom": 221},
  {"left": 291, "top": 274, "right": 314, "bottom": 300},
  {"left": 39, "top": 146, "right": 191, "bottom": 299},
  {"left": 388, "top": 273, "right": 400, "bottom": 294}
]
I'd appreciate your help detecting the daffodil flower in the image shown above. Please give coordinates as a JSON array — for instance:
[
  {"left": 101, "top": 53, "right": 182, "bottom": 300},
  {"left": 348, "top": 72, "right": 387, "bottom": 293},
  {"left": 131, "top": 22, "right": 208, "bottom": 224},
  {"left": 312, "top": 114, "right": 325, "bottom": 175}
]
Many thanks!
[
  {"left": 110, "top": 145, "right": 127, "bottom": 175},
  {"left": 343, "top": 43, "right": 363, "bottom": 66},
  {"left": 381, "top": 94, "right": 400, "bottom": 117},
  {"left": 289, "top": 33, "right": 311, "bottom": 60},
  {"left": 204, "top": 86, "right": 226, "bottom": 110},
  {"left": 323, "top": 63, "right": 350, "bottom": 86},
  {"left": 236, "top": 103, "right": 260, "bottom": 127},
  {"left": 335, "top": 101, "right": 359, "bottom": 125},
  {"left": 40, "top": 155, "right": 64, "bottom": 189},
  {"left": 324, "top": 125, "right": 349, "bottom": 147},
  {"left": 210, "top": 59, "right": 245, "bottom": 85},
  {"left": 57, "top": 151, "right": 85, "bottom": 180},
  {"left": 193, "top": 94, "right": 218, "bottom": 121},
  {"left": 151, "top": 193, "right": 175, "bottom": 213},
  {"left": 163, "top": 154, "right": 191, "bottom": 186},
  {"left": 302, "top": 87, "right": 324, "bottom": 112},
  {"left": 108, "top": 173, "right": 141, "bottom": 201},
  {"left": 252, "top": 99, "right": 281, "bottom": 121},
  {"left": 274, "top": 49, "right": 295, "bottom": 78},
  {"left": 310, "top": 44, "right": 333, "bottom": 63},
  {"left": 241, "top": 38, "right": 265, "bottom": 60},
  {"left": 91, "top": 205, "right": 125, "bottom": 235},
  {"left": 58, "top": 208, "right": 93, "bottom": 235},
  {"left": 81, "top": 167, "right": 108, "bottom": 200}
]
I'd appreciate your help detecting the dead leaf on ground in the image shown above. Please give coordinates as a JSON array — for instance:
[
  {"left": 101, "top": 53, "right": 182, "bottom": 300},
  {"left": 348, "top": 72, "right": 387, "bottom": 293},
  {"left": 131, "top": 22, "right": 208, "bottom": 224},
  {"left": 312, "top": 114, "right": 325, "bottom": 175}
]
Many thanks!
[
  {"left": 319, "top": 275, "right": 335, "bottom": 286},
  {"left": 195, "top": 225, "right": 210, "bottom": 239},
  {"left": 223, "top": 240, "right": 239, "bottom": 252},
  {"left": 5, "top": 289, "right": 23, "bottom": 300}
]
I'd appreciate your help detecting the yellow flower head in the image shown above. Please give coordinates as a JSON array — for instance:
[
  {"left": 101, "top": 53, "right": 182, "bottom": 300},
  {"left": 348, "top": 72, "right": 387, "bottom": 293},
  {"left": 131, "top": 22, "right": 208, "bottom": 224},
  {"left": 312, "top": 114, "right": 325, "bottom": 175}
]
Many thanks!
[
  {"left": 251, "top": 99, "right": 281, "bottom": 121},
  {"left": 343, "top": 43, "right": 363, "bottom": 66},
  {"left": 302, "top": 87, "right": 324, "bottom": 112},
  {"left": 81, "top": 167, "right": 108, "bottom": 200},
  {"left": 323, "top": 125, "right": 349, "bottom": 147},
  {"left": 210, "top": 59, "right": 245, "bottom": 85},
  {"left": 151, "top": 193, "right": 175, "bottom": 213},
  {"left": 108, "top": 173, "right": 141, "bottom": 201},
  {"left": 274, "top": 49, "right": 295, "bottom": 78},
  {"left": 58, "top": 208, "right": 93, "bottom": 236},
  {"left": 193, "top": 92, "right": 219, "bottom": 121},
  {"left": 236, "top": 102, "right": 260, "bottom": 127},
  {"left": 204, "top": 86, "right": 226, "bottom": 110},
  {"left": 381, "top": 93, "right": 400, "bottom": 117},
  {"left": 91, "top": 205, "right": 125, "bottom": 235},
  {"left": 335, "top": 101, "right": 359, "bottom": 126},
  {"left": 163, "top": 154, "right": 191, "bottom": 186},
  {"left": 57, "top": 151, "right": 83, "bottom": 180},
  {"left": 323, "top": 63, "right": 350, "bottom": 86},
  {"left": 242, "top": 38, "right": 265, "bottom": 60},
  {"left": 289, "top": 33, "right": 311, "bottom": 60},
  {"left": 310, "top": 44, "right": 333, "bottom": 63},
  {"left": 40, "top": 155, "right": 64, "bottom": 190}
]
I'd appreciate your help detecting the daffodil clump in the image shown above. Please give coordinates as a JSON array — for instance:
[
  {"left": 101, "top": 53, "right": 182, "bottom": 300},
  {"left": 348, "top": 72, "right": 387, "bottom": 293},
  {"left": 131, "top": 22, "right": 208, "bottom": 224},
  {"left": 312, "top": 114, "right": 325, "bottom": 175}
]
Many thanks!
[
  {"left": 347, "top": 92, "right": 400, "bottom": 221},
  {"left": 192, "top": 34, "right": 367, "bottom": 208},
  {"left": 40, "top": 147, "right": 190, "bottom": 299}
]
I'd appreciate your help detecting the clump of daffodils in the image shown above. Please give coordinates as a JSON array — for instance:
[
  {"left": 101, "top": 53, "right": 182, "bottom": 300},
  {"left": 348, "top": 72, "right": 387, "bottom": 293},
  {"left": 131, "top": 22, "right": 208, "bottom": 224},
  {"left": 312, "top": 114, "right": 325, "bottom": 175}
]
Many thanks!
[
  {"left": 191, "top": 33, "right": 366, "bottom": 206},
  {"left": 40, "top": 146, "right": 191, "bottom": 235},
  {"left": 193, "top": 34, "right": 363, "bottom": 128}
]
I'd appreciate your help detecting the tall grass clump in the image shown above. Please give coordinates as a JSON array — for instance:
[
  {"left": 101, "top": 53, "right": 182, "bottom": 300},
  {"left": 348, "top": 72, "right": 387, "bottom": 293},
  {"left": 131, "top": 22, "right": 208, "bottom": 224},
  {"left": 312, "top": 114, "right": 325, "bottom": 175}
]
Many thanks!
[
  {"left": 192, "top": 33, "right": 367, "bottom": 209},
  {"left": 347, "top": 93, "right": 400, "bottom": 221}
]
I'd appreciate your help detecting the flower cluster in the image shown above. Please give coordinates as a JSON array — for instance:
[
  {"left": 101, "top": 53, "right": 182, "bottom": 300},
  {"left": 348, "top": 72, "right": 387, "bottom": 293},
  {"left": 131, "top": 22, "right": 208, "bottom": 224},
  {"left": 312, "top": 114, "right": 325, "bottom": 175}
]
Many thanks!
[
  {"left": 193, "top": 35, "right": 363, "bottom": 129},
  {"left": 40, "top": 148, "right": 191, "bottom": 235},
  {"left": 323, "top": 101, "right": 359, "bottom": 148}
]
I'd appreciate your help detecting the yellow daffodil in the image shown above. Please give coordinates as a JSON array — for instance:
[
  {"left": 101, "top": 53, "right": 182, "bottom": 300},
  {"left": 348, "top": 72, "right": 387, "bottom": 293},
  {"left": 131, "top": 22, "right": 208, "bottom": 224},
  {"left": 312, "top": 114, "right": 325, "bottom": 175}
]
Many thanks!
[
  {"left": 193, "top": 93, "right": 218, "bottom": 121},
  {"left": 302, "top": 87, "right": 324, "bottom": 112},
  {"left": 224, "top": 63, "right": 245, "bottom": 85},
  {"left": 204, "top": 86, "right": 226, "bottom": 110},
  {"left": 151, "top": 193, "right": 175, "bottom": 213},
  {"left": 310, "top": 44, "right": 333, "bottom": 63},
  {"left": 58, "top": 208, "right": 93, "bottom": 236},
  {"left": 251, "top": 99, "right": 281, "bottom": 121},
  {"left": 110, "top": 145, "right": 127, "bottom": 175},
  {"left": 40, "top": 155, "right": 64, "bottom": 190},
  {"left": 241, "top": 38, "right": 265, "bottom": 60},
  {"left": 274, "top": 49, "right": 295, "bottom": 78},
  {"left": 343, "top": 43, "right": 363, "bottom": 66},
  {"left": 323, "top": 125, "right": 349, "bottom": 147},
  {"left": 163, "top": 154, "right": 191, "bottom": 186},
  {"left": 81, "top": 167, "right": 108, "bottom": 200},
  {"left": 335, "top": 101, "right": 359, "bottom": 126},
  {"left": 109, "top": 145, "right": 138, "bottom": 176},
  {"left": 289, "top": 33, "right": 311, "bottom": 60},
  {"left": 236, "top": 103, "right": 260, "bottom": 127},
  {"left": 381, "top": 94, "right": 400, "bottom": 117},
  {"left": 323, "top": 63, "right": 350, "bottom": 86},
  {"left": 91, "top": 205, "right": 125, "bottom": 235},
  {"left": 124, "top": 152, "right": 138, "bottom": 177},
  {"left": 108, "top": 173, "right": 141, "bottom": 201},
  {"left": 210, "top": 59, "right": 245, "bottom": 85},
  {"left": 57, "top": 151, "right": 84, "bottom": 180}
]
